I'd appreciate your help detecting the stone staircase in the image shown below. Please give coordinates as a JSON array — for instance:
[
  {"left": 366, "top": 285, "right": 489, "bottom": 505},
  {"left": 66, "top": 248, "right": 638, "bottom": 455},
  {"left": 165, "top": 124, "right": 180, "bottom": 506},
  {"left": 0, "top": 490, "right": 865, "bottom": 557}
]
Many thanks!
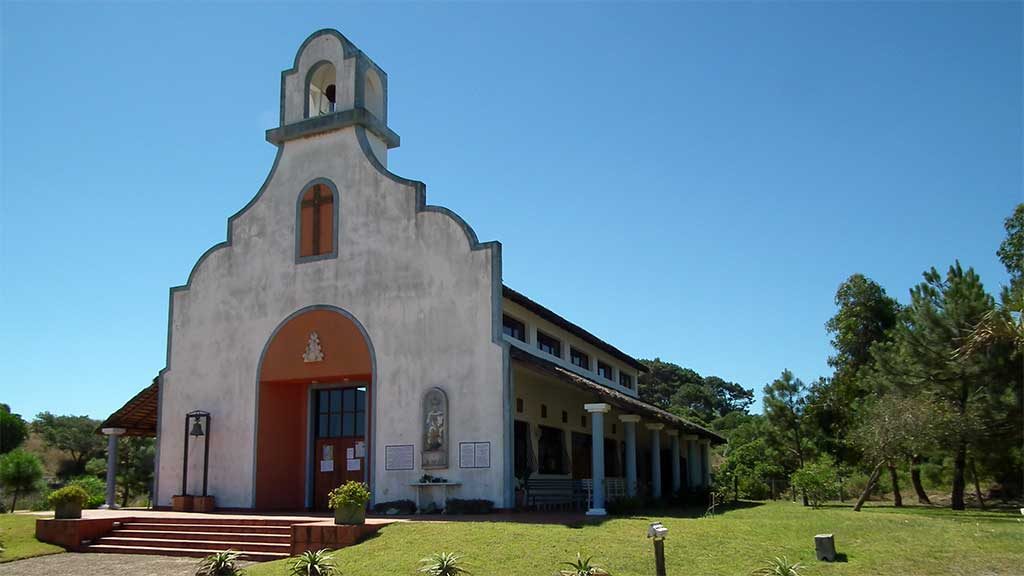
[{"left": 83, "top": 516, "right": 294, "bottom": 562}]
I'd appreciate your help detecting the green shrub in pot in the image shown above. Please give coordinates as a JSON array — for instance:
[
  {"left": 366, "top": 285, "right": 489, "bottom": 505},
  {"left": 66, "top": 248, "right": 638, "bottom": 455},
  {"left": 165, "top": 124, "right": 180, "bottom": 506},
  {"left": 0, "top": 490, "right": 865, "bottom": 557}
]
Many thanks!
[
  {"left": 47, "top": 485, "right": 89, "bottom": 519},
  {"left": 328, "top": 481, "right": 370, "bottom": 525}
]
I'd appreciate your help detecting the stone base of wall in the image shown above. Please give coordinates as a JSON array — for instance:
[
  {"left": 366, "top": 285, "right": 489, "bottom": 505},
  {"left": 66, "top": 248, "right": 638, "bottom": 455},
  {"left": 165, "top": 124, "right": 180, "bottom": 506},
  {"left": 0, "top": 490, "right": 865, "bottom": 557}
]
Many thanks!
[
  {"left": 36, "top": 518, "right": 119, "bottom": 551},
  {"left": 290, "top": 521, "right": 387, "bottom": 555}
]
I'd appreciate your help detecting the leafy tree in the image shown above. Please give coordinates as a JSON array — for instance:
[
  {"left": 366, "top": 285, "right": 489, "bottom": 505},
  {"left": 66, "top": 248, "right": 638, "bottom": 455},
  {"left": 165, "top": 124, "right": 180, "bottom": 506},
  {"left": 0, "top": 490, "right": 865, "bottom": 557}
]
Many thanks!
[
  {"left": 848, "top": 394, "right": 949, "bottom": 510},
  {"left": 762, "top": 370, "right": 814, "bottom": 505},
  {"left": 996, "top": 203, "right": 1024, "bottom": 296},
  {"left": 639, "top": 359, "right": 703, "bottom": 409},
  {"left": 639, "top": 359, "right": 753, "bottom": 424},
  {"left": 826, "top": 274, "right": 902, "bottom": 374},
  {"left": 789, "top": 457, "right": 839, "bottom": 508},
  {"left": 873, "top": 263, "right": 1001, "bottom": 509},
  {"left": 32, "top": 412, "right": 105, "bottom": 476},
  {"left": 0, "top": 404, "right": 28, "bottom": 454},
  {"left": 815, "top": 274, "right": 900, "bottom": 464},
  {"left": 117, "top": 437, "right": 155, "bottom": 507},
  {"left": 0, "top": 448, "right": 43, "bottom": 511}
]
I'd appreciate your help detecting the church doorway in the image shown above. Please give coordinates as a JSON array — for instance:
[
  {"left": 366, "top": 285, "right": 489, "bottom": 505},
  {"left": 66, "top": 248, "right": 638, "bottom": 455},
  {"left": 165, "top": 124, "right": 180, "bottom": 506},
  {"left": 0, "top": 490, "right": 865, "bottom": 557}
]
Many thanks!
[
  {"left": 255, "top": 306, "right": 374, "bottom": 511},
  {"left": 312, "top": 386, "right": 367, "bottom": 510}
]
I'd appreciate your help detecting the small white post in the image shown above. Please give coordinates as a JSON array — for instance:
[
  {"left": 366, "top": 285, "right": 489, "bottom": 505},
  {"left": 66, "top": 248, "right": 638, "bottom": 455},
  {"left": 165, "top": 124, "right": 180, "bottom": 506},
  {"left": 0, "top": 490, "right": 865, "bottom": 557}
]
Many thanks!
[{"left": 585, "top": 403, "right": 611, "bottom": 516}]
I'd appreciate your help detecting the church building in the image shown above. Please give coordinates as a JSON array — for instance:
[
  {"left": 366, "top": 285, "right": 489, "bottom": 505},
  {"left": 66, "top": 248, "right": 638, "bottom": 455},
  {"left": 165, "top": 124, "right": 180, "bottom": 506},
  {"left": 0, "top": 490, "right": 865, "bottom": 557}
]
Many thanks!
[{"left": 101, "top": 29, "right": 724, "bottom": 516}]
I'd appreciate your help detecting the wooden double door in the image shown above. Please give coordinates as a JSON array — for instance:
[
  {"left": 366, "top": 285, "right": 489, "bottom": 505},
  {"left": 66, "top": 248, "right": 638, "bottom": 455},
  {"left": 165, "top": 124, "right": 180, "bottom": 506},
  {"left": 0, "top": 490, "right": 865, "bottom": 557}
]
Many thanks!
[{"left": 312, "top": 386, "right": 367, "bottom": 510}]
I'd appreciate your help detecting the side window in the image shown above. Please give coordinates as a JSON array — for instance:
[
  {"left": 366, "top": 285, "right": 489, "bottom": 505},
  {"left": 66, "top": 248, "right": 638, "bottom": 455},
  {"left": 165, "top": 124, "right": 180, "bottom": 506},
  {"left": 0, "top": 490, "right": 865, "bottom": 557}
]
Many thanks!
[{"left": 299, "top": 182, "right": 335, "bottom": 258}]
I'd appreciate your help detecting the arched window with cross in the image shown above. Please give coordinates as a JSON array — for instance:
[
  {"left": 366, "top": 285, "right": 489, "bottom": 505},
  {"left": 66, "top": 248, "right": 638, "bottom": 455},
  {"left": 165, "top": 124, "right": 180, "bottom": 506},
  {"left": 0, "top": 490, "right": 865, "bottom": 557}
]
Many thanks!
[{"left": 297, "top": 180, "right": 337, "bottom": 260}]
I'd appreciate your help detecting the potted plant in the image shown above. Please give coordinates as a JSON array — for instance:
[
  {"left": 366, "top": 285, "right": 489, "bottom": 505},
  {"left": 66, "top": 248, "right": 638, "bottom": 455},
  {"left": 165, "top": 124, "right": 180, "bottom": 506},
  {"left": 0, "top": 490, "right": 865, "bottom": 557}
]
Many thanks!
[
  {"left": 328, "top": 481, "right": 370, "bottom": 525},
  {"left": 48, "top": 485, "right": 89, "bottom": 520}
]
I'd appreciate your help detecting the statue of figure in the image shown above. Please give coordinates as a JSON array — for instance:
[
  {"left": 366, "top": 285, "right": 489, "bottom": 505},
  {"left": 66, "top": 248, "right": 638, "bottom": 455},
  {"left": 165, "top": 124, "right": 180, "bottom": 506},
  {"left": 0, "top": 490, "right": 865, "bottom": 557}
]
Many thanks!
[
  {"left": 425, "top": 410, "right": 444, "bottom": 450},
  {"left": 422, "top": 387, "right": 449, "bottom": 469}
]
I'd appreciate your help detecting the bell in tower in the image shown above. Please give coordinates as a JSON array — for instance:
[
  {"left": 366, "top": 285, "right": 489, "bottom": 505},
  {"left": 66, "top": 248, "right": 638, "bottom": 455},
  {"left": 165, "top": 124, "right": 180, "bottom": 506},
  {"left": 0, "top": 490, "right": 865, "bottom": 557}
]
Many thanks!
[{"left": 266, "top": 29, "right": 400, "bottom": 166}]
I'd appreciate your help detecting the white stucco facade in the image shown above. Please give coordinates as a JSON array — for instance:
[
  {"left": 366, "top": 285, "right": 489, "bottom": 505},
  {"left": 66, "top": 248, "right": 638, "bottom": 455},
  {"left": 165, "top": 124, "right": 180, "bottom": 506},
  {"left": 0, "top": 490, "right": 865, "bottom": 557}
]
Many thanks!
[{"left": 156, "top": 30, "right": 504, "bottom": 509}]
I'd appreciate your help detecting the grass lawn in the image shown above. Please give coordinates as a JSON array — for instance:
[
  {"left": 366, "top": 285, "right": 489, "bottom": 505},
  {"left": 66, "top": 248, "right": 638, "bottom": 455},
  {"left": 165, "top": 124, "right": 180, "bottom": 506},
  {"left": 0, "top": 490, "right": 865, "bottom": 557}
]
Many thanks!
[
  {"left": 0, "top": 514, "right": 63, "bottom": 563},
  {"left": 248, "top": 501, "right": 1023, "bottom": 576}
]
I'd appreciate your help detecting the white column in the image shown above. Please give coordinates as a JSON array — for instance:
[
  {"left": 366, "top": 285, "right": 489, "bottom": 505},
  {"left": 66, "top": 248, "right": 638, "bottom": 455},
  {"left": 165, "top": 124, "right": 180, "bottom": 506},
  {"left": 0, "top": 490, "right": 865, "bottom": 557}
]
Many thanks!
[
  {"left": 100, "top": 428, "right": 126, "bottom": 509},
  {"left": 701, "top": 439, "right": 711, "bottom": 487},
  {"left": 685, "top": 434, "right": 700, "bottom": 489},
  {"left": 668, "top": 430, "right": 681, "bottom": 495},
  {"left": 647, "top": 423, "right": 664, "bottom": 498},
  {"left": 619, "top": 415, "right": 641, "bottom": 497},
  {"left": 585, "top": 403, "right": 611, "bottom": 516}
]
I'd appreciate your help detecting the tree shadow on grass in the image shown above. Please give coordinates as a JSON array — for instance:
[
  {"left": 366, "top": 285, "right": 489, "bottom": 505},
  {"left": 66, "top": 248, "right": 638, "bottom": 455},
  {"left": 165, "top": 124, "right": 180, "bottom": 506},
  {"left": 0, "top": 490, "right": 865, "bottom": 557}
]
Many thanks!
[{"left": 817, "top": 502, "right": 1021, "bottom": 523}]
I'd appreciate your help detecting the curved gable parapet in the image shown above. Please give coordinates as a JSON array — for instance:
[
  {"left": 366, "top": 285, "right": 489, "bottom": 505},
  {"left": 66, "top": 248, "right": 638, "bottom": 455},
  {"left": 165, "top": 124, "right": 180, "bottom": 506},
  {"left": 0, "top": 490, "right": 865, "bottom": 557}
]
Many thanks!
[
  {"left": 171, "top": 147, "right": 284, "bottom": 296},
  {"left": 354, "top": 126, "right": 500, "bottom": 255}
]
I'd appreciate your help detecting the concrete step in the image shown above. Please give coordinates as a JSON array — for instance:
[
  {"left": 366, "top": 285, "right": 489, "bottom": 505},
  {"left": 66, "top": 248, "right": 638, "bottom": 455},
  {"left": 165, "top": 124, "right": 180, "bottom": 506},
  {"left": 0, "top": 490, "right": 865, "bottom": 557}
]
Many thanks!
[
  {"left": 96, "top": 536, "right": 290, "bottom": 554},
  {"left": 121, "top": 522, "right": 292, "bottom": 534},
  {"left": 86, "top": 543, "right": 289, "bottom": 562},
  {"left": 110, "top": 529, "right": 290, "bottom": 543}
]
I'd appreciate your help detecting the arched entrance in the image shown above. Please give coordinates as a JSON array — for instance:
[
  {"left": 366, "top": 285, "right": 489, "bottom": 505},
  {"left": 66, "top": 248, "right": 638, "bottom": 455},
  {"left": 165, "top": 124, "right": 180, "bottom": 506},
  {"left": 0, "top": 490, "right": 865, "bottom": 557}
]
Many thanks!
[{"left": 254, "top": 306, "right": 373, "bottom": 510}]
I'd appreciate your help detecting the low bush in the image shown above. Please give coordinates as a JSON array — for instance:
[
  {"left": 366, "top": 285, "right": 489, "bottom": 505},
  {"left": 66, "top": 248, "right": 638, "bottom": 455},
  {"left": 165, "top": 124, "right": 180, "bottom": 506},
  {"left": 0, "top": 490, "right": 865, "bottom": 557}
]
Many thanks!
[
  {"left": 47, "top": 485, "right": 89, "bottom": 508},
  {"left": 752, "top": 556, "right": 803, "bottom": 576},
  {"left": 195, "top": 550, "right": 244, "bottom": 576},
  {"left": 789, "top": 458, "right": 839, "bottom": 508},
  {"left": 67, "top": 476, "right": 106, "bottom": 508},
  {"left": 418, "top": 552, "right": 469, "bottom": 576},
  {"left": 444, "top": 498, "right": 493, "bottom": 515},
  {"left": 289, "top": 548, "right": 338, "bottom": 576},
  {"left": 559, "top": 552, "right": 610, "bottom": 576},
  {"left": 371, "top": 499, "right": 417, "bottom": 515},
  {"left": 327, "top": 481, "right": 370, "bottom": 510}
]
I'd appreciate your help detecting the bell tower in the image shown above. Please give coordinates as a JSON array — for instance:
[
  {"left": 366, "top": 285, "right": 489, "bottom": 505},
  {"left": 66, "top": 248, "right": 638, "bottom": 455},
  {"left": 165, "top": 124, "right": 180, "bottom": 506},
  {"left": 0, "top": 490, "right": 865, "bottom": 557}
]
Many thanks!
[{"left": 266, "top": 29, "right": 400, "bottom": 166}]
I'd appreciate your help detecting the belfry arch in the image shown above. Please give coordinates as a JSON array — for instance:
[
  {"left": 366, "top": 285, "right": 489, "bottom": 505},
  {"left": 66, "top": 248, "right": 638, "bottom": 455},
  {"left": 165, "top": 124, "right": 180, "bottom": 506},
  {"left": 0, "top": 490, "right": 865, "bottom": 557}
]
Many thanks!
[{"left": 254, "top": 306, "right": 374, "bottom": 510}]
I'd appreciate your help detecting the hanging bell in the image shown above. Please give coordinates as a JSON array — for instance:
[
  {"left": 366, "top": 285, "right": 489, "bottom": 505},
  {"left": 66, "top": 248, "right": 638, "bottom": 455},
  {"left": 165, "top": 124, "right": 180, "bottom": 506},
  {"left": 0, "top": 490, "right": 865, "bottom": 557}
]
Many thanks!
[{"left": 189, "top": 417, "right": 205, "bottom": 437}]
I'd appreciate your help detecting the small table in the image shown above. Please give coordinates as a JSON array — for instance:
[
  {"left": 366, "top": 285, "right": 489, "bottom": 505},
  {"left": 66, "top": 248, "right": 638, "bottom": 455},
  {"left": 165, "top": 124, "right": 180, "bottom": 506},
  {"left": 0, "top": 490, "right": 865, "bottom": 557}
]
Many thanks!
[{"left": 408, "top": 482, "right": 461, "bottom": 513}]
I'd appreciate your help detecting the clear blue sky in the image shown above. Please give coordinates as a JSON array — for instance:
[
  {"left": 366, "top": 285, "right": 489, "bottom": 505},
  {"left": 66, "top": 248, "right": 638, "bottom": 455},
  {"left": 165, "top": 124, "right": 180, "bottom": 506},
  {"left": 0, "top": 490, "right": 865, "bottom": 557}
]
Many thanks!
[{"left": 1, "top": 2, "right": 1020, "bottom": 420}]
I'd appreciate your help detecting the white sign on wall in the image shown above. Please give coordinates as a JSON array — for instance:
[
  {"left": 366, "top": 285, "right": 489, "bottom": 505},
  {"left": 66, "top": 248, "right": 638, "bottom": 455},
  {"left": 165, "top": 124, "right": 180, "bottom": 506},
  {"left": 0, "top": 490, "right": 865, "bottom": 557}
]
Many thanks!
[
  {"left": 458, "top": 442, "right": 491, "bottom": 469},
  {"left": 385, "top": 444, "right": 415, "bottom": 470}
]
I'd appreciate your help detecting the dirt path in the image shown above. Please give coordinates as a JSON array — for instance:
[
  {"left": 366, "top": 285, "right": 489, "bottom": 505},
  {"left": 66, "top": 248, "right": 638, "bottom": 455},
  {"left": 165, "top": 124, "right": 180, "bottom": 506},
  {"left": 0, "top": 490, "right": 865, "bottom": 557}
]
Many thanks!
[{"left": 0, "top": 553, "right": 253, "bottom": 576}]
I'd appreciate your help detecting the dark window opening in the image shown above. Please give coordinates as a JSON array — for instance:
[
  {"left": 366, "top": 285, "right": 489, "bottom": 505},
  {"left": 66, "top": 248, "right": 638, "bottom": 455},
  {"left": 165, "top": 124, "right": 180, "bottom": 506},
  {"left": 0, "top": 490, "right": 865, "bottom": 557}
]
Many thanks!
[
  {"left": 516, "top": 397, "right": 524, "bottom": 413},
  {"left": 570, "top": 347, "right": 590, "bottom": 370},
  {"left": 541, "top": 404, "right": 548, "bottom": 418},
  {"left": 503, "top": 315, "right": 526, "bottom": 342},
  {"left": 619, "top": 372, "right": 633, "bottom": 389},
  {"left": 538, "top": 426, "right": 566, "bottom": 474},
  {"left": 597, "top": 361, "right": 613, "bottom": 380},
  {"left": 325, "top": 84, "right": 337, "bottom": 112},
  {"left": 561, "top": 410, "right": 568, "bottom": 423},
  {"left": 537, "top": 331, "right": 561, "bottom": 358},
  {"left": 604, "top": 438, "right": 620, "bottom": 477},
  {"left": 316, "top": 387, "right": 366, "bottom": 438}
]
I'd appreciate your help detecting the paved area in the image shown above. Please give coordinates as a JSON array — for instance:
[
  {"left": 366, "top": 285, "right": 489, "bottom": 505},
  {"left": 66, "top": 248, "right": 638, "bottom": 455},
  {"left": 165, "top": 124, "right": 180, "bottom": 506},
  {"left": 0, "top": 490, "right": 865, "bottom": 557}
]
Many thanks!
[{"left": 0, "top": 553, "right": 250, "bottom": 576}]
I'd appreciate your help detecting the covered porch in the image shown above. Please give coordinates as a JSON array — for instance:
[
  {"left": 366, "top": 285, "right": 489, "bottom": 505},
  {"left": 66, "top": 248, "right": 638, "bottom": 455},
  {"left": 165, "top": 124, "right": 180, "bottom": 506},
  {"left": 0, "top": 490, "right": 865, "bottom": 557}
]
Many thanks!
[{"left": 510, "top": 347, "right": 725, "bottom": 515}]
